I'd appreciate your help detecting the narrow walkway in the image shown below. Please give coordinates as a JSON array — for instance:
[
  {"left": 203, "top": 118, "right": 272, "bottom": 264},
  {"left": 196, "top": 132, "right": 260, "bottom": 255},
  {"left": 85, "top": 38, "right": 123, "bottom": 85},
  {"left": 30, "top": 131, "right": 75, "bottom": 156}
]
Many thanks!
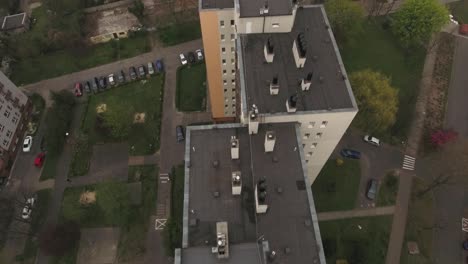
[
  {"left": 384, "top": 35, "right": 439, "bottom": 264},
  {"left": 128, "top": 152, "right": 160, "bottom": 166},
  {"left": 318, "top": 206, "right": 395, "bottom": 221}
]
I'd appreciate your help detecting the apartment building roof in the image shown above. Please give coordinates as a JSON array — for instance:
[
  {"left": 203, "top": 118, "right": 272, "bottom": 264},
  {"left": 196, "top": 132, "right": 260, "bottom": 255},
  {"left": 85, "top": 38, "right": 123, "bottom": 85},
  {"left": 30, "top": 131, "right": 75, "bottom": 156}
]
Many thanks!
[
  {"left": 0, "top": 71, "right": 28, "bottom": 107},
  {"left": 238, "top": 0, "right": 293, "bottom": 17},
  {"left": 200, "top": 0, "right": 234, "bottom": 10},
  {"left": 179, "top": 123, "right": 324, "bottom": 264},
  {"left": 239, "top": 6, "right": 356, "bottom": 114}
]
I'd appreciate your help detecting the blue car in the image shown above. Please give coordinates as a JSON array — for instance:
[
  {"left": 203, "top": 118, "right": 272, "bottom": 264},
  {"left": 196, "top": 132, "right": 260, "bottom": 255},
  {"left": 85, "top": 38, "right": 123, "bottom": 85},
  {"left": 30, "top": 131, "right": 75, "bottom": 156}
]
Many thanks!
[
  {"left": 340, "top": 149, "right": 361, "bottom": 159},
  {"left": 155, "top": 59, "right": 164, "bottom": 73}
]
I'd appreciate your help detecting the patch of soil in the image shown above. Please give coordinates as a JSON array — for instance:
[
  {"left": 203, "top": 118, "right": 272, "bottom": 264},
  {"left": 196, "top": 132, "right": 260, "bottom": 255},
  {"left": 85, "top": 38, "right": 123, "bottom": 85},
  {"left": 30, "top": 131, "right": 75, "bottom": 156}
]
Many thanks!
[
  {"left": 79, "top": 191, "right": 96, "bottom": 205},
  {"left": 133, "top": 113, "right": 146, "bottom": 123},
  {"left": 96, "top": 104, "right": 107, "bottom": 114}
]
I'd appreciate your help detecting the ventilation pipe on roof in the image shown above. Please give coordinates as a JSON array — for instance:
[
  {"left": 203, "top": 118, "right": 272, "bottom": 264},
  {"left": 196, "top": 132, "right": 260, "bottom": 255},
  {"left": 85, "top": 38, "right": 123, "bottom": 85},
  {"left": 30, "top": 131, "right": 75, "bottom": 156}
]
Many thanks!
[
  {"left": 292, "top": 32, "right": 307, "bottom": 68},
  {"left": 301, "top": 72, "right": 313, "bottom": 91},
  {"left": 286, "top": 94, "right": 298, "bottom": 113},
  {"left": 264, "top": 131, "right": 276, "bottom": 152},
  {"left": 264, "top": 38, "right": 274, "bottom": 63},
  {"left": 231, "top": 136, "right": 239, "bottom": 160},
  {"left": 232, "top": 171, "right": 242, "bottom": 195},
  {"left": 270, "top": 75, "right": 279, "bottom": 95}
]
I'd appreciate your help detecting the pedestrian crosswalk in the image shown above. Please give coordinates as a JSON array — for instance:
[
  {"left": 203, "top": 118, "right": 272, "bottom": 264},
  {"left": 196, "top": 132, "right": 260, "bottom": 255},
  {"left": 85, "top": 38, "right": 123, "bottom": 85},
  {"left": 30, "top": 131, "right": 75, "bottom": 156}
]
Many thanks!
[
  {"left": 160, "top": 173, "right": 170, "bottom": 184},
  {"left": 402, "top": 155, "right": 416, "bottom": 171}
]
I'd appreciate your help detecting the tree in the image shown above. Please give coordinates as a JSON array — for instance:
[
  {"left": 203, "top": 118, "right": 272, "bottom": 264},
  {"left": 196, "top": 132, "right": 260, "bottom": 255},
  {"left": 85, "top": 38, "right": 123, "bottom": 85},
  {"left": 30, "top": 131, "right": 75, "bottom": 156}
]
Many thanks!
[
  {"left": 101, "top": 102, "right": 134, "bottom": 140},
  {"left": 45, "top": 91, "right": 75, "bottom": 155},
  {"left": 96, "top": 182, "right": 130, "bottom": 226},
  {"left": 325, "top": 0, "right": 365, "bottom": 41},
  {"left": 392, "top": 0, "right": 449, "bottom": 48},
  {"left": 38, "top": 222, "right": 80, "bottom": 256},
  {"left": 349, "top": 69, "right": 398, "bottom": 134},
  {"left": 430, "top": 129, "right": 458, "bottom": 148},
  {"left": 128, "top": 0, "right": 145, "bottom": 22}
]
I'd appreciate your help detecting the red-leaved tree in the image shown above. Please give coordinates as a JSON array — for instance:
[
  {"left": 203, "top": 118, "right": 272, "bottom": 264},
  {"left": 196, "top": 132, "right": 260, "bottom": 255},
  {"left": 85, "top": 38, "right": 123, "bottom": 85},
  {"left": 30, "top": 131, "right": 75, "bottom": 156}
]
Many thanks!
[{"left": 430, "top": 129, "right": 458, "bottom": 147}]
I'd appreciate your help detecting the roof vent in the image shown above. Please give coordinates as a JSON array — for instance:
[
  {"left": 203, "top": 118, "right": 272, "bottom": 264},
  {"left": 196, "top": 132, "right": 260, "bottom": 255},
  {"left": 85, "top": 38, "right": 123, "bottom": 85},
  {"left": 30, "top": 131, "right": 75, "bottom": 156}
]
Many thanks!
[
  {"left": 286, "top": 94, "right": 297, "bottom": 113},
  {"left": 259, "top": 1, "right": 269, "bottom": 14},
  {"left": 255, "top": 178, "right": 268, "bottom": 213},
  {"left": 248, "top": 105, "right": 259, "bottom": 135},
  {"left": 232, "top": 171, "right": 242, "bottom": 195},
  {"left": 231, "top": 136, "right": 239, "bottom": 160},
  {"left": 213, "top": 160, "right": 220, "bottom": 168},
  {"left": 264, "top": 38, "right": 274, "bottom": 63},
  {"left": 301, "top": 72, "right": 313, "bottom": 91},
  {"left": 270, "top": 75, "right": 279, "bottom": 95},
  {"left": 215, "top": 222, "right": 229, "bottom": 258},
  {"left": 264, "top": 131, "right": 276, "bottom": 152},
  {"left": 292, "top": 32, "right": 307, "bottom": 68}
]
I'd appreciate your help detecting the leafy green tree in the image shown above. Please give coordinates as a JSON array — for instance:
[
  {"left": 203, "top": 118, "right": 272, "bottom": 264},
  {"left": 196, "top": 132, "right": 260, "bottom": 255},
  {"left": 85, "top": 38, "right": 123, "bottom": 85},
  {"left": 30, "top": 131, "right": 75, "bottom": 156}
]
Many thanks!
[
  {"left": 101, "top": 102, "right": 134, "bottom": 140},
  {"left": 349, "top": 69, "right": 398, "bottom": 134},
  {"left": 128, "top": 0, "right": 145, "bottom": 22},
  {"left": 325, "top": 0, "right": 365, "bottom": 41},
  {"left": 392, "top": 0, "right": 449, "bottom": 48},
  {"left": 96, "top": 182, "right": 130, "bottom": 226}
]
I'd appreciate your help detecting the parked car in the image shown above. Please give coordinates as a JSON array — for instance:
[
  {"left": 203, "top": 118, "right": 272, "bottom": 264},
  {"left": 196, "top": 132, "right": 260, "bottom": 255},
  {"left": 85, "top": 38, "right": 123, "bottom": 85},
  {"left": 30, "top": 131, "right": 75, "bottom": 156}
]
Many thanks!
[
  {"left": 23, "top": 136, "right": 33, "bottom": 152},
  {"left": 156, "top": 59, "right": 164, "bottom": 73},
  {"left": 176, "top": 125, "right": 185, "bottom": 142},
  {"left": 34, "top": 152, "right": 46, "bottom": 167},
  {"left": 138, "top": 65, "right": 146, "bottom": 78},
  {"left": 98, "top": 77, "right": 107, "bottom": 89},
  {"left": 187, "top": 52, "right": 196, "bottom": 64},
  {"left": 366, "top": 179, "right": 378, "bottom": 200},
  {"left": 21, "top": 197, "right": 35, "bottom": 220},
  {"left": 179, "top": 53, "right": 188, "bottom": 65},
  {"left": 463, "top": 239, "right": 468, "bottom": 250},
  {"left": 196, "top": 49, "right": 204, "bottom": 60},
  {"left": 129, "top": 67, "right": 137, "bottom": 80},
  {"left": 92, "top": 78, "right": 99, "bottom": 93},
  {"left": 117, "top": 70, "right": 126, "bottom": 84},
  {"left": 147, "top": 62, "right": 155, "bottom": 75},
  {"left": 340, "top": 148, "right": 361, "bottom": 159},
  {"left": 363, "top": 135, "right": 380, "bottom": 147},
  {"left": 84, "top": 81, "right": 91, "bottom": 94},
  {"left": 108, "top": 74, "right": 116, "bottom": 86},
  {"left": 73, "top": 82, "right": 83, "bottom": 97}
]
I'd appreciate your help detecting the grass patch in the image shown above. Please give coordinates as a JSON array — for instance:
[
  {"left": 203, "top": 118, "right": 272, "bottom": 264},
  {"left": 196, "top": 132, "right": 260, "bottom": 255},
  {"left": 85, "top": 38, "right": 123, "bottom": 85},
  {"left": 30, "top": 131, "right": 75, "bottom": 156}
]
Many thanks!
[
  {"left": 68, "top": 134, "right": 91, "bottom": 178},
  {"left": 158, "top": 21, "right": 201, "bottom": 46},
  {"left": 39, "top": 153, "right": 59, "bottom": 181},
  {"left": 376, "top": 172, "right": 399, "bottom": 206},
  {"left": 30, "top": 93, "right": 45, "bottom": 116},
  {"left": 450, "top": 0, "right": 468, "bottom": 23},
  {"left": 49, "top": 244, "right": 78, "bottom": 264},
  {"left": 340, "top": 18, "right": 426, "bottom": 142},
  {"left": 163, "top": 165, "right": 184, "bottom": 256},
  {"left": 312, "top": 159, "right": 361, "bottom": 212},
  {"left": 400, "top": 178, "right": 434, "bottom": 264},
  {"left": 320, "top": 216, "right": 392, "bottom": 264},
  {"left": 176, "top": 63, "right": 207, "bottom": 112}
]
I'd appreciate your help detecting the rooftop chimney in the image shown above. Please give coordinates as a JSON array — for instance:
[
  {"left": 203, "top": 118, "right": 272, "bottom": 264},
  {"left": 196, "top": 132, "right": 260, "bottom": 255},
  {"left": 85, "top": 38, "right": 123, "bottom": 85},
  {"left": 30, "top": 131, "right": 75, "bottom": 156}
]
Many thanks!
[
  {"left": 286, "top": 94, "right": 297, "bottom": 113},
  {"left": 231, "top": 136, "right": 239, "bottom": 160},
  {"left": 264, "top": 38, "right": 274, "bottom": 63},
  {"left": 270, "top": 75, "right": 279, "bottom": 95},
  {"left": 248, "top": 105, "right": 259, "bottom": 134},
  {"left": 292, "top": 32, "right": 307, "bottom": 68},
  {"left": 232, "top": 171, "right": 242, "bottom": 195},
  {"left": 301, "top": 72, "right": 313, "bottom": 91},
  {"left": 264, "top": 131, "right": 276, "bottom": 152}
]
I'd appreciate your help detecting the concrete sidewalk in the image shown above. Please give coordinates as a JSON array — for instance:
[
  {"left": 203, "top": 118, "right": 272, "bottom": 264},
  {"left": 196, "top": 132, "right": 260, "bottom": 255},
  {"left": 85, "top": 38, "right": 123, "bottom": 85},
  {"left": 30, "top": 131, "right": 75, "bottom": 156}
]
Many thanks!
[{"left": 318, "top": 206, "right": 395, "bottom": 221}]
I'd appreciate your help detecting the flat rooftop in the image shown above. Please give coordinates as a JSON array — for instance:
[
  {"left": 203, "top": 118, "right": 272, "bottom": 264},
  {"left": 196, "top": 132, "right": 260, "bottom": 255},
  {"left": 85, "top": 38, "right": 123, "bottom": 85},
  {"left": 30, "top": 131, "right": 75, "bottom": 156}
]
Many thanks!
[
  {"left": 240, "top": 6, "right": 356, "bottom": 114},
  {"left": 181, "top": 123, "right": 323, "bottom": 264},
  {"left": 239, "top": 0, "right": 293, "bottom": 17},
  {"left": 200, "top": 0, "right": 234, "bottom": 10}
]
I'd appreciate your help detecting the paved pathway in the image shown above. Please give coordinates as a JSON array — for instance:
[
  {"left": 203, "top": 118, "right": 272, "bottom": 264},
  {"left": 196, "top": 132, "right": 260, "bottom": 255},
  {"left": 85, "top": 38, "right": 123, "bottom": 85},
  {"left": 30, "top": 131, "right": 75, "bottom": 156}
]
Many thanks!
[
  {"left": 384, "top": 34, "right": 439, "bottom": 264},
  {"left": 317, "top": 206, "right": 395, "bottom": 221}
]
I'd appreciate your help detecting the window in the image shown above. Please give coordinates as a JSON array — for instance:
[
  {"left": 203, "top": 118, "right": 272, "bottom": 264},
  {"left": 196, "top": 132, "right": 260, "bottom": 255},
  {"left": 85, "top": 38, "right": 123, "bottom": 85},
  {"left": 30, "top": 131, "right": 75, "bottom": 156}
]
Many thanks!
[
  {"left": 232, "top": 96, "right": 236, "bottom": 100},
  {"left": 2, "top": 139, "right": 7, "bottom": 147},
  {"left": 225, "top": 104, "right": 228, "bottom": 107},
  {"left": 231, "top": 47, "right": 235, "bottom": 53},
  {"left": 6, "top": 130, "right": 11, "bottom": 138},
  {"left": 306, "top": 152, "right": 313, "bottom": 157},
  {"left": 311, "top": 143, "right": 318, "bottom": 148},
  {"left": 0, "top": 125, "right": 3, "bottom": 132},
  {"left": 231, "top": 79, "right": 235, "bottom": 84},
  {"left": 308, "top": 122, "right": 315, "bottom": 129},
  {"left": 315, "top": 132, "right": 323, "bottom": 139},
  {"left": 221, "top": 34, "right": 225, "bottom": 41},
  {"left": 320, "top": 121, "right": 328, "bottom": 128},
  {"left": 232, "top": 104, "right": 236, "bottom": 107},
  {"left": 12, "top": 116, "right": 17, "bottom": 124},
  {"left": 6, "top": 105, "right": 12, "bottom": 111},
  {"left": 303, "top": 133, "right": 310, "bottom": 139},
  {"left": 222, "top": 59, "right": 226, "bottom": 65},
  {"left": 4, "top": 110, "right": 9, "bottom": 118},
  {"left": 223, "top": 80, "right": 227, "bottom": 85},
  {"left": 272, "top": 23, "right": 280, "bottom": 28},
  {"left": 222, "top": 47, "right": 226, "bottom": 53},
  {"left": 305, "top": 160, "right": 309, "bottom": 163},
  {"left": 223, "top": 69, "right": 227, "bottom": 75},
  {"left": 220, "top": 20, "right": 225, "bottom": 27},
  {"left": 224, "top": 88, "right": 227, "bottom": 92},
  {"left": 231, "top": 69, "right": 235, "bottom": 74},
  {"left": 231, "top": 58, "right": 235, "bottom": 64},
  {"left": 230, "top": 19, "right": 235, "bottom": 26},
  {"left": 231, "top": 88, "right": 236, "bottom": 92},
  {"left": 302, "top": 144, "right": 305, "bottom": 148},
  {"left": 230, "top": 34, "right": 235, "bottom": 40}
]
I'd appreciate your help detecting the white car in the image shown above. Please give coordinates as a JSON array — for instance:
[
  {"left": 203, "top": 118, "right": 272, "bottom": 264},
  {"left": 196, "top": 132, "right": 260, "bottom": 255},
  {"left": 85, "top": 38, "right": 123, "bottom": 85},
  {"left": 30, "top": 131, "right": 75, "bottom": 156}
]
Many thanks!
[
  {"left": 179, "top": 53, "right": 188, "bottom": 65},
  {"left": 108, "top": 74, "right": 115, "bottom": 86},
  {"left": 23, "top": 136, "right": 33, "bottom": 152},
  {"left": 21, "top": 197, "right": 35, "bottom": 220},
  {"left": 363, "top": 135, "right": 380, "bottom": 147},
  {"left": 195, "top": 49, "right": 204, "bottom": 61},
  {"left": 147, "top": 62, "right": 155, "bottom": 75}
]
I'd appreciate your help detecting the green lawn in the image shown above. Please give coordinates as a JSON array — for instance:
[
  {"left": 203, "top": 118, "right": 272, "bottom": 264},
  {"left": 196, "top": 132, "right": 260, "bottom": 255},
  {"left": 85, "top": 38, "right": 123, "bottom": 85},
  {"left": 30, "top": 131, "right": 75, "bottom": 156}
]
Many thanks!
[
  {"left": 400, "top": 178, "right": 433, "bottom": 264},
  {"left": 163, "top": 165, "right": 184, "bottom": 256},
  {"left": 377, "top": 172, "right": 399, "bottom": 206},
  {"left": 176, "top": 63, "right": 207, "bottom": 112},
  {"left": 312, "top": 159, "right": 361, "bottom": 212},
  {"left": 450, "top": 0, "right": 468, "bottom": 23},
  {"left": 39, "top": 153, "right": 59, "bottom": 181},
  {"left": 340, "top": 19, "right": 426, "bottom": 142},
  {"left": 320, "top": 216, "right": 393, "bottom": 264},
  {"left": 68, "top": 134, "right": 91, "bottom": 178},
  {"left": 82, "top": 76, "right": 163, "bottom": 155},
  {"left": 158, "top": 21, "right": 201, "bottom": 46}
]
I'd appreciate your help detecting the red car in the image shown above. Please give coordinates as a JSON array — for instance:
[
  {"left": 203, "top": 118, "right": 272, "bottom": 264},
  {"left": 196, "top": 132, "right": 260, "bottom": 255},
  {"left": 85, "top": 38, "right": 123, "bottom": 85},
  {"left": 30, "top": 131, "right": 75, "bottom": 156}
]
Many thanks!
[
  {"left": 73, "top": 83, "right": 83, "bottom": 97},
  {"left": 34, "top": 152, "right": 46, "bottom": 167}
]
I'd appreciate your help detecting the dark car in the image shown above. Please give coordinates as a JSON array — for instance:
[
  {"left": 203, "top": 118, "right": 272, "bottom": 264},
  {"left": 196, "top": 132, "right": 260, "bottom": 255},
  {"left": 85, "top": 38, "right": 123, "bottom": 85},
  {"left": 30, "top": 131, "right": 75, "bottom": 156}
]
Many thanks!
[
  {"left": 98, "top": 77, "right": 107, "bottom": 90},
  {"left": 156, "top": 59, "right": 164, "bottom": 73},
  {"left": 365, "top": 179, "right": 378, "bottom": 200},
  {"left": 73, "top": 82, "right": 83, "bottom": 97},
  {"left": 187, "top": 52, "right": 196, "bottom": 64},
  {"left": 117, "top": 70, "right": 126, "bottom": 84},
  {"left": 92, "top": 78, "right": 99, "bottom": 93},
  {"left": 340, "top": 149, "right": 361, "bottom": 159},
  {"left": 463, "top": 239, "right": 468, "bottom": 250},
  {"left": 84, "top": 81, "right": 91, "bottom": 94},
  {"left": 138, "top": 65, "right": 146, "bottom": 78},
  {"left": 129, "top": 67, "right": 137, "bottom": 80},
  {"left": 176, "top": 125, "right": 185, "bottom": 142}
]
